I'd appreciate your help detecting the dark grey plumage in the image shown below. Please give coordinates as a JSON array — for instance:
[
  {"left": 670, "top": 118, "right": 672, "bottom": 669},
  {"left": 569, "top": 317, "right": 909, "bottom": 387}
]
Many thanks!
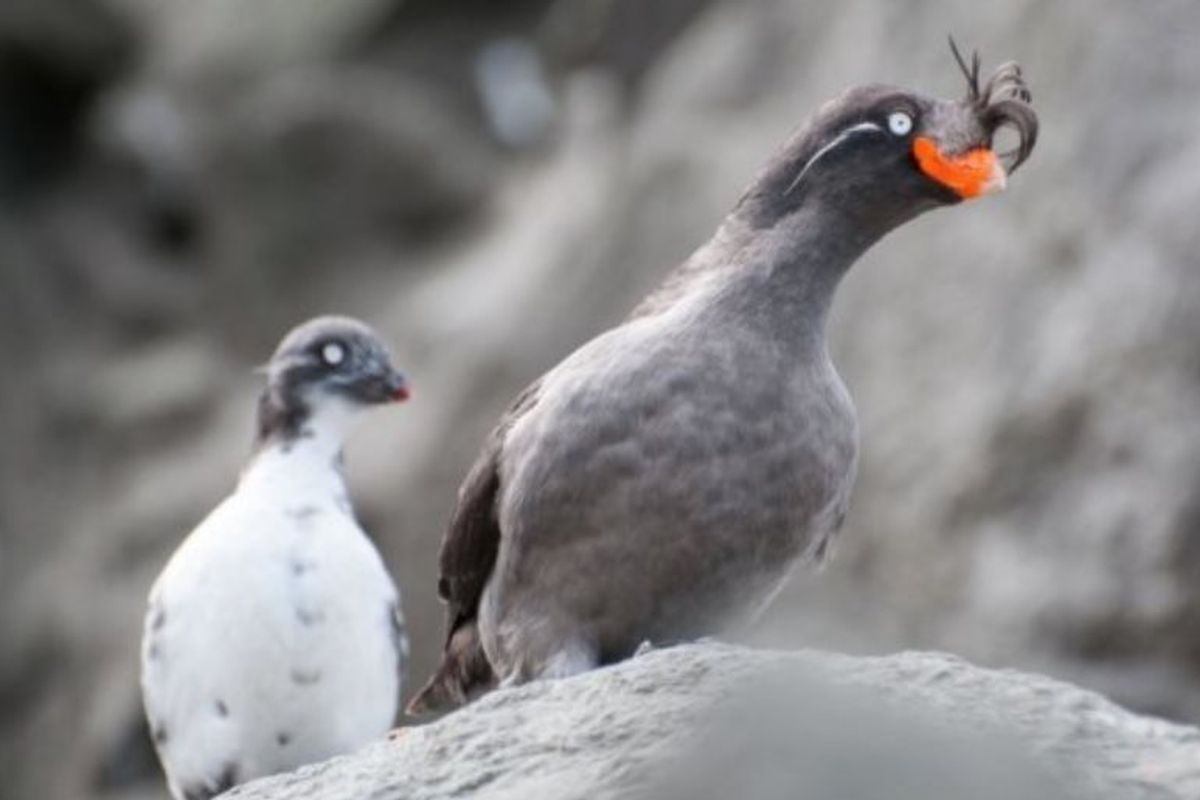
[{"left": 410, "top": 47, "right": 1037, "bottom": 713}]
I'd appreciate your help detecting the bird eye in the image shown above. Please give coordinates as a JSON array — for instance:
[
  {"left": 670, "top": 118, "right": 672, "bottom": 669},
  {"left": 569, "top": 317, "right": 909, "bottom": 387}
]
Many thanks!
[
  {"left": 320, "top": 342, "right": 345, "bottom": 366},
  {"left": 887, "top": 111, "right": 913, "bottom": 136}
]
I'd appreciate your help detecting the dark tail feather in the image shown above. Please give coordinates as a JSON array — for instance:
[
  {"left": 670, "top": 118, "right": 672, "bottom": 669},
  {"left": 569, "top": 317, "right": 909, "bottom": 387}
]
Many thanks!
[{"left": 406, "top": 621, "right": 496, "bottom": 716}]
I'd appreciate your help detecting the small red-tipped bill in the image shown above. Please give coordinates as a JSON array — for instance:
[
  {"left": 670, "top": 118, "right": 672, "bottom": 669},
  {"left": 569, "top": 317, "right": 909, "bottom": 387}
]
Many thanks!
[
  {"left": 912, "top": 136, "right": 1006, "bottom": 199},
  {"left": 391, "top": 385, "right": 411, "bottom": 402}
]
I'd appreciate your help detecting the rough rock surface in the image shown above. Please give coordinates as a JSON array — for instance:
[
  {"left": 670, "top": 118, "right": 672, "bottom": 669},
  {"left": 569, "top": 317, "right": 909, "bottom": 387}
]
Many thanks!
[{"left": 227, "top": 643, "right": 1200, "bottom": 800}]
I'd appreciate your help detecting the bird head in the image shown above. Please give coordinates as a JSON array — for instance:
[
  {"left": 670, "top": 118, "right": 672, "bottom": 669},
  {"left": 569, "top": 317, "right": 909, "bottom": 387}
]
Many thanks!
[
  {"left": 257, "top": 316, "right": 408, "bottom": 444},
  {"left": 736, "top": 40, "right": 1038, "bottom": 233}
]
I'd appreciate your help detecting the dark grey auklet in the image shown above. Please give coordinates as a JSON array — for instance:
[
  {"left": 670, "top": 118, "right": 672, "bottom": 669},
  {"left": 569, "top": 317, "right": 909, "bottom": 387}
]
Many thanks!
[
  {"left": 141, "top": 316, "right": 410, "bottom": 800},
  {"left": 409, "top": 44, "right": 1038, "bottom": 714}
]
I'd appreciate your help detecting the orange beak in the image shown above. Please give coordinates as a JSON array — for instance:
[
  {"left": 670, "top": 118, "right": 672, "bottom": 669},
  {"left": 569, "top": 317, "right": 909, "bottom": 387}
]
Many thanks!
[{"left": 912, "top": 136, "right": 1006, "bottom": 199}]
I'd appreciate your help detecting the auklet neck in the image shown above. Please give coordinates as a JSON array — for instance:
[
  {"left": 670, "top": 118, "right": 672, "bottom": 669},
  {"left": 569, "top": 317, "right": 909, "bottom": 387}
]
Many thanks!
[
  {"left": 240, "top": 392, "right": 358, "bottom": 496},
  {"left": 700, "top": 202, "right": 885, "bottom": 348}
]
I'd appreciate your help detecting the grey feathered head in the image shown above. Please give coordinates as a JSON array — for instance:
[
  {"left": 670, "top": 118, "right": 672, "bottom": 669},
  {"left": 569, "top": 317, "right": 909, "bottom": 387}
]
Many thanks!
[
  {"left": 257, "top": 315, "right": 408, "bottom": 443},
  {"left": 735, "top": 40, "right": 1040, "bottom": 231}
]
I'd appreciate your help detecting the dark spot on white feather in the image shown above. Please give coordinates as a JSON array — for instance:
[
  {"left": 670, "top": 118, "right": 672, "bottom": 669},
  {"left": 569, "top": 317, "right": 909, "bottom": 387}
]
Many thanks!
[
  {"left": 291, "top": 667, "right": 321, "bottom": 686},
  {"left": 291, "top": 558, "right": 317, "bottom": 576},
  {"left": 275, "top": 427, "right": 315, "bottom": 455},
  {"left": 215, "top": 699, "right": 228, "bottom": 717},
  {"left": 276, "top": 731, "right": 291, "bottom": 747},
  {"left": 286, "top": 505, "right": 321, "bottom": 521},
  {"left": 149, "top": 605, "right": 166, "bottom": 632},
  {"left": 151, "top": 723, "right": 168, "bottom": 745},
  {"left": 183, "top": 761, "right": 238, "bottom": 800},
  {"left": 213, "top": 762, "right": 238, "bottom": 794},
  {"left": 296, "top": 606, "right": 325, "bottom": 626}
]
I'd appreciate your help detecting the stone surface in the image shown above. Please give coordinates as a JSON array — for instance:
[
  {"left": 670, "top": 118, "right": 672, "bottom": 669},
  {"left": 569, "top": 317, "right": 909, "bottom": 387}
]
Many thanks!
[{"left": 227, "top": 644, "right": 1200, "bottom": 800}]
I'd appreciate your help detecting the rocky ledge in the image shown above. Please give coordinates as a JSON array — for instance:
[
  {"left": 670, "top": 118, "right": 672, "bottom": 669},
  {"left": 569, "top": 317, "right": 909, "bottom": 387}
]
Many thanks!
[{"left": 228, "top": 643, "right": 1200, "bottom": 800}]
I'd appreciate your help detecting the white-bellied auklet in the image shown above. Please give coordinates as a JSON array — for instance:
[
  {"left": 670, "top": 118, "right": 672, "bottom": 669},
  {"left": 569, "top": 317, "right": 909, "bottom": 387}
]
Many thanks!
[{"left": 141, "top": 316, "right": 410, "bottom": 799}]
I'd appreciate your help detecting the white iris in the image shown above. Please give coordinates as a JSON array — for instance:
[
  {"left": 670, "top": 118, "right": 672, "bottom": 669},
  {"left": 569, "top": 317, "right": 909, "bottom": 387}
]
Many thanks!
[
  {"left": 887, "top": 111, "right": 913, "bottom": 136},
  {"left": 321, "top": 342, "right": 345, "bottom": 366}
]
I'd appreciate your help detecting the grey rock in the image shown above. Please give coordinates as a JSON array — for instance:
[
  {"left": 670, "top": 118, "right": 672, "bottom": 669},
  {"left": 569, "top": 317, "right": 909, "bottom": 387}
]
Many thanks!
[
  {"left": 198, "top": 65, "right": 495, "bottom": 347},
  {"left": 227, "top": 643, "right": 1200, "bottom": 800},
  {"left": 119, "top": 0, "right": 395, "bottom": 78}
]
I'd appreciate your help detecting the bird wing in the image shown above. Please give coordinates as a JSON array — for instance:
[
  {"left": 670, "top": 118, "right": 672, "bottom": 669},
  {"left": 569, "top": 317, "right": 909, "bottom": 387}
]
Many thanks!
[
  {"left": 438, "top": 378, "right": 541, "bottom": 635},
  {"left": 437, "top": 435, "right": 503, "bottom": 634},
  {"left": 407, "top": 380, "right": 540, "bottom": 714}
]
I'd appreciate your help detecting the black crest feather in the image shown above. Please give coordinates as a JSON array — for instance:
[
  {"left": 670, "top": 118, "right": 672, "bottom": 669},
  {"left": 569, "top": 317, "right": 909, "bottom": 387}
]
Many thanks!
[{"left": 949, "top": 36, "right": 1038, "bottom": 173}]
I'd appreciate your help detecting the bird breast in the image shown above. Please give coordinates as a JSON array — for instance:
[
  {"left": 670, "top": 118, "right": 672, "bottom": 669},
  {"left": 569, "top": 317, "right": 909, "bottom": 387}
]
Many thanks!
[
  {"left": 497, "top": 317, "right": 858, "bottom": 628},
  {"left": 141, "top": 486, "right": 401, "bottom": 789}
]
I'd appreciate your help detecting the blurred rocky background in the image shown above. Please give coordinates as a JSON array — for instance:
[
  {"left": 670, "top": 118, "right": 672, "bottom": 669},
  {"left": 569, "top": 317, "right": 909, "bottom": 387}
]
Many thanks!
[{"left": 1, "top": 0, "right": 1198, "bottom": 798}]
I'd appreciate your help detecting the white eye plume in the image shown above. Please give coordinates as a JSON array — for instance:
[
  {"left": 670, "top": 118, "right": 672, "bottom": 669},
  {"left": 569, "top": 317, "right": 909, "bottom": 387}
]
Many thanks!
[
  {"left": 784, "top": 121, "right": 883, "bottom": 196},
  {"left": 887, "top": 111, "right": 913, "bottom": 136},
  {"left": 321, "top": 342, "right": 345, "bottom": 366}
]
